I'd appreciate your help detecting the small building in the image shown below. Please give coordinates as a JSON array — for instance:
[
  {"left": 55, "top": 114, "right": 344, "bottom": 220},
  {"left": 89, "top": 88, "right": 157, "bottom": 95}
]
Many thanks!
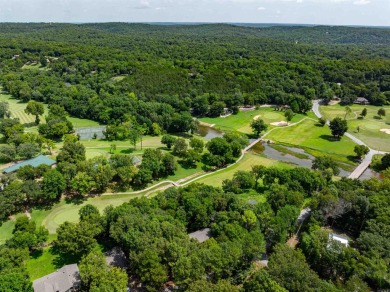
[
  {"left": 328, "top": 233, "right": 349, "bottom": 247},
  {"left": 189, "top": 228, "right": 211, "bottom": 243},
  {"left": 354, "top": 97, "right": 370, "bottom": 105},
  {"left": 3, "top": 155, "right": 56, "bottom": 174},
  {"left": 33, "top": 264, "right": 81, "bottom": 292}
]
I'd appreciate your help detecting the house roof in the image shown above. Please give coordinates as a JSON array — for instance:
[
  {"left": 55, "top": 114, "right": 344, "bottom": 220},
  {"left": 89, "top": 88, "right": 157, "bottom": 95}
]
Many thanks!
[
  {"left": 355, "top": 97, "right": 369, "bottom": 102},
  {"left": 3, "top": 155, "right": 56, "bottom": 174},
  {"left": 189, "top": 228, "right": 211, "bottom": 243},
  {"left": 329, "top": 233, "right": 349, "bottom": 247},
  {"left": 33, "top": 264, "right": 81, "bottom": 292}
]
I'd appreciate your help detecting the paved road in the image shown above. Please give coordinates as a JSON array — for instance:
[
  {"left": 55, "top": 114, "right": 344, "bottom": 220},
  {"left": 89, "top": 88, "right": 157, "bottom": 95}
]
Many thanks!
[{"left": 312, "top": 100, "right": 387, "bottom": 179}]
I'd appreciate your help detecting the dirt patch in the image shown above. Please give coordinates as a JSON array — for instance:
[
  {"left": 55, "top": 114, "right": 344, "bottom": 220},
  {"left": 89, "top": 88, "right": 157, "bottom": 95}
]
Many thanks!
[
  {"left": 270, "top": 121, "right": 288, "bottom": 126},
  {"left": 329, "top": 100, "right": 341, "bottom": 105},
  {"left": 380, "top": 128, "right": 390, "bottom": 135},
  {"left": 198, "top": 121, "right": 215, "bottom": 127},
  {"left": 253, "top": 115, "right": 261, "bottom": 120}
]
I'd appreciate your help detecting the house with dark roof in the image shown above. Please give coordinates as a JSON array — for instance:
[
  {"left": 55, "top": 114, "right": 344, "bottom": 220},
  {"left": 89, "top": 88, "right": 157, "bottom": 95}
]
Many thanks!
[
  {"left": 3, "top": 155, "right": 56, "bottom": 174},
  {"left": 354, "top": 97, "right": 370, "bottom": 105},
  {"left": 33, "top": 264, "right": 81, "bottom": 292}
]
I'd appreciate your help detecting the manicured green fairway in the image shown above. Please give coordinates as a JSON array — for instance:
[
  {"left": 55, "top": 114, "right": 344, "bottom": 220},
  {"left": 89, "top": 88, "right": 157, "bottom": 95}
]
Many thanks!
[
  {"left": 195, "top": 153, "right": 293, "bottom": 187},
  {"left": 199, "top": 107, "right": 311, "bottom": 134},
  {"left": 265, "top": 119, "right": 357, "bottom": 165},
  {"left": 320, "top": 104, "right": 390, "bottom": 152}
]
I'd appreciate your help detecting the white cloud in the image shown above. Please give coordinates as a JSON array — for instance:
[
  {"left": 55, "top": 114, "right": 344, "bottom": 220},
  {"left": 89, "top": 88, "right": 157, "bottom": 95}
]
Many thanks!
[
  {"left": 353, "top": 0, "right": 371, "bottom": 4},
  {"left": 134, "top": 0, "right": 151, "bottom": 9},
  {"left": 257, "top": 6, "right": 266, "bottom": 10}
]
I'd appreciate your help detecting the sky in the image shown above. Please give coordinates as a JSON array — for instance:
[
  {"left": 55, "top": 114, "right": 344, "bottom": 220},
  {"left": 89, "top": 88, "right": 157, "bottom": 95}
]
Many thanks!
[{"left": 0, "top": 0, "right": 389, "bottom": 26}]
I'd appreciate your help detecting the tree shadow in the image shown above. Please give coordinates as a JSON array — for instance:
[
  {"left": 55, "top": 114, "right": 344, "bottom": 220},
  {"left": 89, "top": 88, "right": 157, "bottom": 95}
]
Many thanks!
[
  {"left": 373, "top": 116, "right": 382, "bottom": 120},
  {"left": 120, "top": 148, "right": 135, "bottom": 154},
  {"left": 30, "top": 249, "right": 43, "bottom": 259},
  {"left": 23, "top": 122, "right": 37, "bottom": 128},
  {"left": 64, "top": 193, "right": 87, "bottom": 205},
  {"left": 319, "top": 135, "right": 340, "bottom": 142},
  {"left": 50, "top": 245, "right": 81, "bottom": 269},
  {"left": 174, "top": 132, "right": 193, "bottom": 139},
  {"left": 347, "top": 155, "right": 359, "bottom": 163},
  {"left": 178, "top": 159, "right": 197, "bottom": 169}
]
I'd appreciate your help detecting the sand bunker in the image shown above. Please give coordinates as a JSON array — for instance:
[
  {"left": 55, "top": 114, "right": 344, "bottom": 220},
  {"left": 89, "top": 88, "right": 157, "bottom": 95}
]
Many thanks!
[
  {"left": 253, "top": 115, "right": 261, "bottom": 120},
  {"left": 270, "top": 121, "right": 289, "bottom": 126},
  {"left": 380, "top": 129, "right": 390, "bottom": 135}
]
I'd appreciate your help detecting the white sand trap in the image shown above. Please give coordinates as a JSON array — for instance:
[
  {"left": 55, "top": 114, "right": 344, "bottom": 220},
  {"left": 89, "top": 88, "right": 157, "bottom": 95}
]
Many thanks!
[
  {"left": 253, "top": 115, "right": 261, "bottom": 120},
  {"left": 270, "top": 121, "right": 288, "bottom": 126},
  {"left": 380, "top": 129, "right": 390, "bottom": 135}
]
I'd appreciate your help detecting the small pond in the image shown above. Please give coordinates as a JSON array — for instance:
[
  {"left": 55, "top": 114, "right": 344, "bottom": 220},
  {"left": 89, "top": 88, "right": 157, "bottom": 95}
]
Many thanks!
[
  {"left": 196, "top": 125, "right": 224, "bottom": 140},
  {"left": 251, "top": 141, "right": 351, "bottom": 177},
  {"left": 196, "top": 125, "right": 377, "bottom": 179}
]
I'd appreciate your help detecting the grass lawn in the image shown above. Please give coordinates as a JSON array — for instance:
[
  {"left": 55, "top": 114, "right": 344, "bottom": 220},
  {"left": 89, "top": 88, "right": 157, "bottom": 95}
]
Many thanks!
[
  {"left": 239, "top": 189, "right": 267, "bottom": 204},
  {"left": 199, "top": 108, "right": 311, "bottom": 134},
  {"left": 0, "top": 89, "right": 100, "bottom": 132},
  {"left": 26, "top": 242, "right": 105, "bottom": 280},
  {"left": 320, "top": 104, "right": 390, "bottom": 152},
  {"left": 21, "top": 62, "right": 50, "bottom": 71},
  {"left": 195, "top": 153, "right": 293, "bottom": 187},
  {"left": 265, "top": 119, "right": 357, "bottom": 165},
  {"left": 41, "top": 193, "right": 144, "bottom": 234}
]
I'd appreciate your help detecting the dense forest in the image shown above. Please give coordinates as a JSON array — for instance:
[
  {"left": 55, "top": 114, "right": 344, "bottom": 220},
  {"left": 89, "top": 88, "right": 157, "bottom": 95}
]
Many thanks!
[
  {"left": 0, "top": 23, "right": 390, "bottom": 135},
  {"left": 0, "top": 23, "right": 390, "bottom": 291}
]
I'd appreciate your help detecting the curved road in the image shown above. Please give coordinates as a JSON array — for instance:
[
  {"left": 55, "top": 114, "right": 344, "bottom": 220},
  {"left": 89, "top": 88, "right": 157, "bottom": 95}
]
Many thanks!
[{"left": 312, "top": 100, "right": 387, "bottom": 179}]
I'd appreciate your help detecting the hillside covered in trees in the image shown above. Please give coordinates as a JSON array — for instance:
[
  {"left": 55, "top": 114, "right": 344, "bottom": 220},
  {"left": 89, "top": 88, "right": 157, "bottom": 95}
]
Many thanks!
[{"left": 0, "top": 23, "right": 389, "bottom": 135}]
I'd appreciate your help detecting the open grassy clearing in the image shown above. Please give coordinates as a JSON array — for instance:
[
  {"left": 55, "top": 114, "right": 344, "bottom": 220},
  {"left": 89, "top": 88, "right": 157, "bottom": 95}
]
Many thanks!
[
  {"left": 21, "top": 62, "right": 50, "bottom": 71},
  {"left": 265, "top": 119, "right": 356, "bottom": 165},
  {"left": 239, "top": 189, "right": 267, "bottom": 204},
  {"left": 199, "top": 107, "right": 313, "bottom": 134},
  {"left": 0, "top": 89, "right": 100, "bottom": 132},
  {"left": 320, "top": 104, "right": 390, "bottom": 152},
  {"left": 195, "top": 152, "right": 293, "bottom": 187},
  {"left": 26, "top": 242, "right": 105, "bottom": 281}
]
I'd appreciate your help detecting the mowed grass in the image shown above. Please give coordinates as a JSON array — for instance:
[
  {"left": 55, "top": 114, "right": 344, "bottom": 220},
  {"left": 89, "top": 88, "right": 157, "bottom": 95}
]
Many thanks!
[
  {"left": 195, "top": 153, "right": 293, "bottom": 187},
  {"left": 42, "top": 193, "right": 145, "bottom": 234},
  {"left": 265, "top": 119, "right": 356, "bottom": 164},
  {"left": 199, "top": 107, "right": 311, "bottom": 134},
  {"left": 320, "top": 104, "right": 390, "bottom": 152},
  {"left": 0, "top": 89, "right": 100, "bottom": 132}
]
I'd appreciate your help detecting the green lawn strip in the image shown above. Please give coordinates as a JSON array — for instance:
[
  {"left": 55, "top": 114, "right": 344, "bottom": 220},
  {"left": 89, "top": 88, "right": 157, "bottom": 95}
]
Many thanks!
[
  {"left": 320, "top": 104, "right": 390, "bottom": 152},
  {"left": 196, "top": 153, "right": 293, "bottom": 187},
  {"left": 26, "top": 242, "right": 105, "bottom": 281},
  {"left": 0, "top": 219, "right": 16, "bottom": 245},
  {"left": 199, "top": 108, "right": 308, "bottom": 134},
  {"left": 268, "top": 144, "right": 310, "bottom": 159},
  {"left": 265, "top": 119, "right": 356, "bottom": 164}
]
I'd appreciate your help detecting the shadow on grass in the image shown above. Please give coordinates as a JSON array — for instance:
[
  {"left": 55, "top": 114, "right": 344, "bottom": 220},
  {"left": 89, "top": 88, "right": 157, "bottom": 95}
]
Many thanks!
[
  {"left": 64, "top": 193, "right": 87, "bottom": 205},
  {"left": 319, "top": 135, "right": 340, "bottom": 142},
  {"left": 23, "top": 122, "right": 37, "bottom": 128},
  {"left": 373, "top": 116, "right": 382, "bottom": 120},
  {"left": 30, "top": 249, "right": 43, "bottom": 259},
  {"left": 174, "top": 132, "right": 193, "bottom": 139},
  {"left": 120, "top": 148, "right": 135, "bottom": 154},
  {"left": 178, "top": 160, "right": 197, "bottom": 169},
  {"left": 347, "top": 155, "right": 359, "bottom": 163},
  {"left": 50, "top": 245, "right": 81, "bottom": 269}
]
